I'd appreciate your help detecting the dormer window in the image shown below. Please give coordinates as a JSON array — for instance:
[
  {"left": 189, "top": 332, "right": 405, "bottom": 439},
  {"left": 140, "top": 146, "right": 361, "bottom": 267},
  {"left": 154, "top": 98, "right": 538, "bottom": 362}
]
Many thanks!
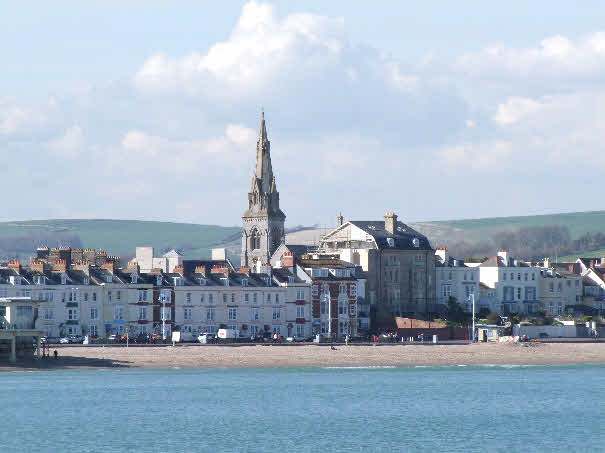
[
  {"left": 10, "top": 276, "right": 21, "bottom": 285},
  {"left": 221, "top": 278, "right": 229, "bottom": 287},
  {"left": 131, "top": 274, "right": 138, "bottom": 284},
  {"left": 156, "top": 275, "right": 163, "bottom": 286},
  {"left": 320, "top": 269, "right": 328, "bottom": 278},
  {"left": 105, "top": 275, "right": 112, "bottom": 283},
  {"left": 241, "top": 278, "right": 248, "bottom": 287},
  {"left": 34, "top": 275, "right": 45, "bottom": 285},
  {"left": 263, "top": 276, "right": 270, "bottom": 286},
  {"left": 83, "top": 277, "right": 90, "bottom": 285},
  {"left": 288, "top": 276, "right": 295, "bottom": 283},
  {"left": 386, "top": 238, "right": 395, "bottom": 247},
  {"left": 61, "top": 274, "right": 67, "bottom": 285},
  {"left": 198, "top": 277, "right": 206, "bottom": 286}
]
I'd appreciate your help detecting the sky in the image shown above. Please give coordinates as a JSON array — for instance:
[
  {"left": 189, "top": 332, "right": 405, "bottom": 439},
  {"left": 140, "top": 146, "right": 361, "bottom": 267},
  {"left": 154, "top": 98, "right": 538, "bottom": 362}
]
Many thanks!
[{"left": 2, "top": 1, "right": 605, "bottom": 228}]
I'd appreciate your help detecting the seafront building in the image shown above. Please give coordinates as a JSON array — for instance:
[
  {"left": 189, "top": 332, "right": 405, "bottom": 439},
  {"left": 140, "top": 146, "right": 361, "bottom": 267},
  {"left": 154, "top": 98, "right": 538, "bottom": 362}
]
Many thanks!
[{"left": 434, "top": 247, "right": 479, "bottom": 313}]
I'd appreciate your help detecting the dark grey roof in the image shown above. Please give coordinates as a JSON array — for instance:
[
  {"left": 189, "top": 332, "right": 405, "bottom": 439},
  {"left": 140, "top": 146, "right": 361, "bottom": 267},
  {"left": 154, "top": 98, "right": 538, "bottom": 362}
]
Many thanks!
[{"left": 349, "top": 220, "right": 432, "bottom": 250}]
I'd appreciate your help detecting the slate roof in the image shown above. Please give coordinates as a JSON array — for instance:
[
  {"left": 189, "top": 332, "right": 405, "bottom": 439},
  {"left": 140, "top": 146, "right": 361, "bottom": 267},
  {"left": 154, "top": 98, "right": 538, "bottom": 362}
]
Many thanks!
[{"left": 348, "top": 220, "right": 432, "bottom": 250}]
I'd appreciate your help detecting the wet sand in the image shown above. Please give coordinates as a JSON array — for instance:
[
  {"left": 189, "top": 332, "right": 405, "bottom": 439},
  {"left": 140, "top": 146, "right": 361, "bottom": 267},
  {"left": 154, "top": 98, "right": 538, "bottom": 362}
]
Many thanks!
[{"left": 3, "top": 342, "right": 605, "bottom": 371}]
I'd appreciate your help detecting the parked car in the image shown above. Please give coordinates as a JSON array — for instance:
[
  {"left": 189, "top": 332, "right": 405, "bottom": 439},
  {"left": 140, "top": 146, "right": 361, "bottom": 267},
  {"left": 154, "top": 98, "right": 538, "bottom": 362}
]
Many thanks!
[
  {"left": 59, "top": 337, "right": 70, "bottom": 344},
  {"left": 286, "top": 336, "right": 308, "bottom": 343},
  {"left": 198, "top": 333, "right": 216, "bottom": 344},
  {"left": 107, "top": 334, "right": 118, "bottom": 342},
  {"left": 68, "top": 335, "right": 84, "bottom": 344}
]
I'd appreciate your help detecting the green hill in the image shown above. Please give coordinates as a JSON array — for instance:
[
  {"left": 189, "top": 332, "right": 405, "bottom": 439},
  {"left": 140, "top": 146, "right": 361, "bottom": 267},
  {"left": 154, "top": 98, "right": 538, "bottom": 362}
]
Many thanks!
[{"left": 0, "top": 210, "right": 603, "bottom": 263}]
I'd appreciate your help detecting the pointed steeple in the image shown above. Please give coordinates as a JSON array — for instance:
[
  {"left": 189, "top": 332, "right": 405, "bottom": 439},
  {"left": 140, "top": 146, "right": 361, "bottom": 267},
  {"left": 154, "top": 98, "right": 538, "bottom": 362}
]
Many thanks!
[
  {"left": 242, "top": 111, "right": 286, "bottom": 267},
  {"left": 254, "top": 111, "right": 273, "bottom": 189}
]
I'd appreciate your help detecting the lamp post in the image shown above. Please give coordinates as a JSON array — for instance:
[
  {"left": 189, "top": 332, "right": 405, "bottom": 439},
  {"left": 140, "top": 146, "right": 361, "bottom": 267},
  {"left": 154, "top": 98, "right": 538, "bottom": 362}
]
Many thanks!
[{"left": 470, "top": 293, "right": 476, "bottom": 343}]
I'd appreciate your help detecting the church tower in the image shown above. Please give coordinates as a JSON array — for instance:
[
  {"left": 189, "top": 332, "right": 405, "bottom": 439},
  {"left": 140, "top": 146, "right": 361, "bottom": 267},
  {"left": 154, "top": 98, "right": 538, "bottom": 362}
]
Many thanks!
[{"left": 241, "top": 112, "right": 286, "bottom": 267}]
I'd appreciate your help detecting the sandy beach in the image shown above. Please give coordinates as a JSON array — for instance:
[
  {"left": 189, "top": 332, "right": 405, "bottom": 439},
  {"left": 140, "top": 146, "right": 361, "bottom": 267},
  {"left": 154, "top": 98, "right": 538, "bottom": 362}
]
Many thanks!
[{"left": 3, "top": 342, "right": 605, "bottom": 371}]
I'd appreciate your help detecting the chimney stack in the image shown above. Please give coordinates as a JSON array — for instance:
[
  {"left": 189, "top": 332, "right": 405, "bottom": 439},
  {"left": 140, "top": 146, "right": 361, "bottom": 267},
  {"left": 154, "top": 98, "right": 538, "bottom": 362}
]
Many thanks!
[
  {"left": 384, "top": 211, "right": 397, "bottom": 234},
  {"left": 8, "top": 260, "right": 21, "bottom": 275},
  {"left": 282, "top": 251, "right": 295, "bottom": 268},
  {"left": 435, "top": 247, "right": 448, "bottom": 264},
  {"left": 337, "top": 212, "right": 344, "bottom": 227},
  {"left": 497, "top": 250, "right": 509, "bottom": 266}
]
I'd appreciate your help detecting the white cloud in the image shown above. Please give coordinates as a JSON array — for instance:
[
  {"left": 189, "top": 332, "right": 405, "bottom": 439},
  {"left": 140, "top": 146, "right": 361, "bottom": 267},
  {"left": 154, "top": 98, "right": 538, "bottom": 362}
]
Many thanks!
[
  {"left": 494, "top": 97, "right": 546, "bottom": 126},
  {"left": 45, "top": 125, "right": 84, "bottom": 157},
  {"left": 457, "top": 30, "right": 605, "bottom": 83},
  {"left": 226, "top": 124, "right": 256, "bottom": 145}
]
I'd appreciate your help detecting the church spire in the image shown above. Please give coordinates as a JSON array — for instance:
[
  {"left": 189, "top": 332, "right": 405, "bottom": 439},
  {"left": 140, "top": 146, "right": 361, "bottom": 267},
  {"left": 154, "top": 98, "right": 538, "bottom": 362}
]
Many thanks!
[{"left": 253, "top": 111, "right": 273, "bottom": 193}]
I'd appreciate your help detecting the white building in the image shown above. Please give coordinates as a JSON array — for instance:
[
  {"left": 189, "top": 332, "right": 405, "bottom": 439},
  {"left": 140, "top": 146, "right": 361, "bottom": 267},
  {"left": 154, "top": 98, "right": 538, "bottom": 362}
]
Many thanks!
[
  {"left": 435, "top": 248, "right": 479, "bottom": 312},
  {"left": 476, "top": 251, "right": 540, "bottom": 315}
]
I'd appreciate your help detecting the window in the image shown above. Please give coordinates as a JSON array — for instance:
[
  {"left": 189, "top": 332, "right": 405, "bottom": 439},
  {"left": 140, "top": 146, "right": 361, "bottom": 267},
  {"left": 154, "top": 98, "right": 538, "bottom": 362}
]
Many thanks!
[
  {"left": 186, "top": 293, "right": 191, "bottom": 303},
  {"left": 272, "top": 326, "right": 281, "bottom": 335},
  {"left": 156, "top": 275, "right": 163, "bottom": 286},
  {"left": 184, "top": 308, "right": 192, "bottom": 320},
  {"left": 84, "top": 293, "right": 88, "bottom": 302},
  {"left": 43, "top": 308, "right": 54, "bottom": 320},
  {"left": 557, "top": 303, "right": 563, "bottom": 315},
  {"left": 296, "top": 288, "right": 305, "bottom": 300},
  {"left": 266, "top": 293, "right": 271, "bottom": 303},
  {"left": 321, "top": 300, "right": 328, "bottom": 315},
  {"left": 231, "top": 293, "right": 236, "bottom": 303},
  {"left": 206, "top": 307, "right": 215, "bottom": 321},
  {"left": 228, "top": 307, "right": 237, "bottom": 321},
  {"left": 161, "top": 307, "right": 171, "bottom": 321},
  {"left": 131, "top": 274, "right": 138, "bottom": 284},
  {"left": 321, "top": 322, "right": 328, "bottom": 334},
  {"left": 253, "top": 293, "right": 258, "bottom": 304},
  {"left": 252, "top": 308, "right": 261, "bottom": 321},
  {"left": 567, "top": 280, "right": 571, "bottom": 287},
  {"left": 138, "top": 290, "right": 148, "bottom": 302},
  {"left": 338, "top": 301, "right": 347, "bottom": 315},
  {"left": 503, "top": 273, "right": 507, "bottom": 281},
  {"left": 89, "top": 324, "right": 98, "bottom": 336},
  {"left": 242, "top": 279, "right": 248, "bottom": 287},
  {"left": 532, "top": 273, "right": 536, "bottom": 281},
  {"left": 296, "top": 324, "right": 305, "bottom": 337},
  {"left": 138, "top": 307, "right": 147, "bottom": 320},
  {"left": 114, "top": 305, "right": 124, "bottom": 320},
  {"left": 517, "top": 273, "right": 521, "bottom": 281},
  {"left": 61, "top": 274, "right": 67, "bottom": 285},
  {"left": 272, "top": 307, "right": 280, "bottom": 320},
  {"left": 517, "top": 287, "right": 522, "bottom": 300},
  {"left": 200, "top": 294, "right": 205, "bottom": 303},
  {"left": 92, "top": 292, "right": 97, "bottom": 302},
  {"left": 90, "top": 307, "right": 98, "bottom": 320},
  {"left": 296, "top": 306, "right": 305, "bottom": 318},
  {"left": 245, "top": 293, "right": 249, "bottom": 303},
  {"left": 223, "top": 294, "right": 228, "bottom": 304},
  {"left": 442, "top": 285, "right": 452, "bottom": 298},
  {"left": 108, "top": 291, "right": 112, "bottom": 302},
  {"left": 549, "top": 282, "right": 554, "bottom": 293},
  {"left": 275, "top": 294, "right": 279, "bottom": 303},
  {"left": 525, "top": 287, "right": 536, "bottom": 301},
  {"left": 503, "top": 286, "right": 514, "bottom": 302},
  {"left": 312, "top": 285, "right": 319, "bottom": 297},
  {"left": 524, "top": 273, "right": 528, "bottom": 281},
  {"left": 339, "top": 284, "right": 346, "bottom": 294},
  {"left": 209, "top": 294, "right": 213, "bottom": 304},
  {"left": 67, "top": 308, "right": 79, "bottom": 321}
]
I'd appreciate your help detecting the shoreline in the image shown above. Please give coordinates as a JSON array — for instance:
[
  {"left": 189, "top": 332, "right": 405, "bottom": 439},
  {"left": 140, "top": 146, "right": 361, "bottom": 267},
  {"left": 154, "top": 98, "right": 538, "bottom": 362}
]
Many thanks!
[{"left": 3, "top": 342, "right": 605, "bottom": 371}]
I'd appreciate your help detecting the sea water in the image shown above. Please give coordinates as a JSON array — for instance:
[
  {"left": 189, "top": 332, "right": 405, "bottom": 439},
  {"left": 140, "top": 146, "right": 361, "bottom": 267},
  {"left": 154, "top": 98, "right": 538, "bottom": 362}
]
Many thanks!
[{"left": 2, "top": 365, "right": 605, "bottom": 452}]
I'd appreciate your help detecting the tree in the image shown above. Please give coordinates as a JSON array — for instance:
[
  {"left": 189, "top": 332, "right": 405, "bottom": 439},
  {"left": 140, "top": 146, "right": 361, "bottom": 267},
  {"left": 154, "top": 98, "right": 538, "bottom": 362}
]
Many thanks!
[
  {"left": 486, "top": 312, "right": 502, "bottom": 326},
  {"left": 446, "top": 296, "right": 470, "bottom": 326}
]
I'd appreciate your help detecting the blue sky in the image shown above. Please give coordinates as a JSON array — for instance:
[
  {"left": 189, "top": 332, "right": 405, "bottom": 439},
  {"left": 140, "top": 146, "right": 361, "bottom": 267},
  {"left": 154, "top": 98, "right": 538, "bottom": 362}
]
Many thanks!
[{"left": 2, "top": 1, "right": 605, "bottom": 227}]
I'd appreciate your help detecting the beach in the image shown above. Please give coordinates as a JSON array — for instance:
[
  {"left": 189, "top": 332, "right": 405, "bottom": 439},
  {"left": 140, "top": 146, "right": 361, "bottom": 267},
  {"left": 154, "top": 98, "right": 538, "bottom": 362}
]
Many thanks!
[{"left": 3, "top": 342, "right": 605, "bottom": 371}]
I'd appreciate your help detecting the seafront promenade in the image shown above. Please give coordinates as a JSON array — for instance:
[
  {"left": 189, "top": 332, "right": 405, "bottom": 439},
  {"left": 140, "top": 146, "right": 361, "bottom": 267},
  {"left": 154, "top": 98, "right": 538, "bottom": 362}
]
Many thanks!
[{"left": 4, "top": 342, "right": 605, "bottom": 371}]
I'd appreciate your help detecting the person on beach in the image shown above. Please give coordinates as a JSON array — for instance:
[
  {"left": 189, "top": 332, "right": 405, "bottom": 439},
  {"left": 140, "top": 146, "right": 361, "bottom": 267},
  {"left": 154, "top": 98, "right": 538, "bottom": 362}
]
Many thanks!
[{"left": 53, "top": 350, "right": 58, "bottom": 359}]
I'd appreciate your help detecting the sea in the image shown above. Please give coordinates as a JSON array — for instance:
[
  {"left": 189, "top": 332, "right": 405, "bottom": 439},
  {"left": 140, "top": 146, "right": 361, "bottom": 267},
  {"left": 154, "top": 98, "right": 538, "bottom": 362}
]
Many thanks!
[{"left": 3, "top": 365, "right": 605, "bottom": 452}]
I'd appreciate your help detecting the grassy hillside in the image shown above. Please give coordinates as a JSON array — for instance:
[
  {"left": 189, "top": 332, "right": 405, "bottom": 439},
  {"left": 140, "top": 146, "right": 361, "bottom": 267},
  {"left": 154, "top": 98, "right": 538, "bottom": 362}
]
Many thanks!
[
  {"left": 0, "top": 210, "right": 603, "bottom": 263},
  {"left": 0, "top": 219, "right": 241, "bottom": 260},
  {"left": 432, "top": 210, "right": 605, "bottom": 240}
]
